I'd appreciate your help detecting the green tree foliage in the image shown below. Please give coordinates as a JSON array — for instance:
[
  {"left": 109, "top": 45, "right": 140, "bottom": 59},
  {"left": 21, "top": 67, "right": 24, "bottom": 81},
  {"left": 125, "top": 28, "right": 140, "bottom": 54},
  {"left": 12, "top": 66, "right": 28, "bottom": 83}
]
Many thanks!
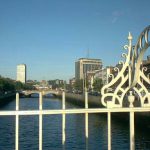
[
  {"left": 47, "top": 80, "right": 65, "bottom": 89},
  {"left": 93, "top": 78, "right": 103, "bottom": 92},
  {"left": 73, "top": 79, "right": 90, "bottom": 92},
  {"left": 66, "top": 83, "right": 74, "bottom": 91},
  {"left": 0, "top": 76, "right": 35, "bottom": 93},
  {"left": 0, "top": 76, "right": 15, "bottom": 92},
  {"left": 15, "top": 81, "right": 23, "bottom": 90},
  {"left": 74, "top": 79, "right": 83, "bottom": 91},
  {"left": 14, "top": 81, "right": 35, "bottom": 91}
]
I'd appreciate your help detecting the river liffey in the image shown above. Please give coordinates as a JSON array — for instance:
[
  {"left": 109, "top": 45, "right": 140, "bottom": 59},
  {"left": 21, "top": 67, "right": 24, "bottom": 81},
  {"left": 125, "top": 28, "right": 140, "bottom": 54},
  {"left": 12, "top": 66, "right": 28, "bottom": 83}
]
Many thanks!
[{"left": 0, "top": 96, "right": 150, "bottom": 150}]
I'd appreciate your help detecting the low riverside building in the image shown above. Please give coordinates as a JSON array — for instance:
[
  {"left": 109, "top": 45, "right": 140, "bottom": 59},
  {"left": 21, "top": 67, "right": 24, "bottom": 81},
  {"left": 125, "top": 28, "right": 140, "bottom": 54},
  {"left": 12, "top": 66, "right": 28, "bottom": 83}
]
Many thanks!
[
  {"left": 94, "top": 66, "right": 114, "bottom": 85},
  {"left": 69, "top": 77, "right": 75, "bottom": 86}
]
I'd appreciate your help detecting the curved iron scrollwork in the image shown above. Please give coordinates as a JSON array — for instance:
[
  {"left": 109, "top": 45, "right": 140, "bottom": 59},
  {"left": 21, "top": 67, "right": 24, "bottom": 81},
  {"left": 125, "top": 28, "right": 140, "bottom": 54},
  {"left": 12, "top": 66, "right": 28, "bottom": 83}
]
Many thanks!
[
  {"left": 131, "top": 25, "right": 150, "bottom": 87},
  {"left": 101, "top": 26, "right": 150, "bottom": 108}
]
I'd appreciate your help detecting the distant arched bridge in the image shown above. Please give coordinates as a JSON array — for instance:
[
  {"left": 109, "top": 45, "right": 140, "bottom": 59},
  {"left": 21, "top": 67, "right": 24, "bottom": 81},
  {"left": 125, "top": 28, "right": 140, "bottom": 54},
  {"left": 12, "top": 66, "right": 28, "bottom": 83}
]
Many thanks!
[{"left": 20, "top": 90, "right": 59, "bottom": 97}]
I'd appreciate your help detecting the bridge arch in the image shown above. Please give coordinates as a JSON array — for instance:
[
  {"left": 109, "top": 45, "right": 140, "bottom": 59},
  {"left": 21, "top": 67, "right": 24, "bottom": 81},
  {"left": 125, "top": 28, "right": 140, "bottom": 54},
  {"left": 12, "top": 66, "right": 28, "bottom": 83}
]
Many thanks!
[{"left": 20, "top": 90, "right": 59, "bottom": 97}]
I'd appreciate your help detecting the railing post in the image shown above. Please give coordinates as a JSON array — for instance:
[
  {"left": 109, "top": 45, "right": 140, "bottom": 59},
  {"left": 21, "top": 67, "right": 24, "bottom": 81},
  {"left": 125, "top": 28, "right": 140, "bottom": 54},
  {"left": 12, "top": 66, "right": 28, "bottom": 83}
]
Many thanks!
[
  {"left": 39, "top": 92, "right": 43, "bottom": 150},
  {"left": 128, "top": 91, "right": 135, "bottom": 150},
  {"left": 108, "top": 111, "right": 111, "bottom": 150},
  {"left": 15, "top": 93, "right": 19, "bottom": 150},
  {"left": 130, "top": 111, "right": 135, "bottom": 150},
  {"left": 85, "top": 90, "right": 88, "bottom": 150},
  {"left": 62, "top": 91, "right": 66, "bottom": 150}
]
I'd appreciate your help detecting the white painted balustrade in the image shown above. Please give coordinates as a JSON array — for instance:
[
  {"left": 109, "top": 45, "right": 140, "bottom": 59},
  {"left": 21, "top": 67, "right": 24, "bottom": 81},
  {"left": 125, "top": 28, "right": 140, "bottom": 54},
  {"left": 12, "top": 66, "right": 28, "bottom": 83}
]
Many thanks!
[{"left": 0, "top": 92, "right": 149, "bottom": 150}]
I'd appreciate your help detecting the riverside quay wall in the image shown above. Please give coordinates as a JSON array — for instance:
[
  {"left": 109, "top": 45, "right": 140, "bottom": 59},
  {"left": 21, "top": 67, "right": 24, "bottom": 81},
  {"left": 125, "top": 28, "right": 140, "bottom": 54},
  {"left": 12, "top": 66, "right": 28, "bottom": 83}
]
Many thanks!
[
  {"left": 56, "top": 92, "right": 144, "bottom": 108},
  {"left": 56, "top": 92, "right": 150, "bottom": 130},
  {"left": 56, "top": 92, "right": 103, "bottom": 108}
]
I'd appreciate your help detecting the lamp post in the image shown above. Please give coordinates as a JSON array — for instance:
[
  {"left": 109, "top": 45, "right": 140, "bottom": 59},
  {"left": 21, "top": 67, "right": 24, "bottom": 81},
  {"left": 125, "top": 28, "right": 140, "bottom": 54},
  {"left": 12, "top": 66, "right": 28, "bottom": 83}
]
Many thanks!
[
  {"left": 84, "top": 72, "right": 87, "bottom": 92},
  {"left": 63, "top": 80, "right": 66, "bottom": 92},
  {"left": 82, "top": 75, "right": 84, "bottom": 93}
]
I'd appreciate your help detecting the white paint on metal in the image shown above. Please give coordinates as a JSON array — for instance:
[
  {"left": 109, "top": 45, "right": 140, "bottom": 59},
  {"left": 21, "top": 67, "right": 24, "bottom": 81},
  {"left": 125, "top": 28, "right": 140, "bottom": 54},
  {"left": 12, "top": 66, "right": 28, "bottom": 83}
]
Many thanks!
[
  {"left": 101, "top": 26, "right": 150, "bottom": 108},
  {"left": 15, "top": 93, "right": 19, "bottom": 150},
  {"left": 130, "top": 112, "right": 135, "bottom": 150},
  {"left": 128, "top": 93, "right": 135, "bottom": 150},
  {"left": 39, "top": 92, "right": 42, "bottom": 150},
  {"left": 62, "top": 91, "right": 66, "bottom": 150},
  {"left": 100, "top": 26, "right": 150, "bottom": 150},
  {"left": 85, "top": 91, "right": 89, "bottom": 150},
  {"left": 108, "top": 112, "right": 111, "bottom": 150},
  {"left": 0, "top": 107, "right": 150, "bottom": 116}
]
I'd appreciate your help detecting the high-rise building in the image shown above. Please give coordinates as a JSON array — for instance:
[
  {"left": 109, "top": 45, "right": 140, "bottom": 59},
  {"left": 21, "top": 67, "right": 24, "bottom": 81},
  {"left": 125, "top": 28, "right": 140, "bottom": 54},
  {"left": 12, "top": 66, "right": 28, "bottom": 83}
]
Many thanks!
[
  {"left": 75, "top": 58, "right": 102, "bottom": 80},
  {"left": 17, "top": 64, "right": 26, "bottom": 83}
]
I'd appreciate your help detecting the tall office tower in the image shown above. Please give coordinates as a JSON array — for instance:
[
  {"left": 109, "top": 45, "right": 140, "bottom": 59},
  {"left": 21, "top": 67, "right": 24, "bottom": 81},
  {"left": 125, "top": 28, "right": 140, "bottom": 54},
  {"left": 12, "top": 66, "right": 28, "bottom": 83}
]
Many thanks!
[
  {"left": 75, "top": 58, "right": 102, "bottom": 80},
  {"left": 17, "top": 64, "right": 26, "bottom": 83}
]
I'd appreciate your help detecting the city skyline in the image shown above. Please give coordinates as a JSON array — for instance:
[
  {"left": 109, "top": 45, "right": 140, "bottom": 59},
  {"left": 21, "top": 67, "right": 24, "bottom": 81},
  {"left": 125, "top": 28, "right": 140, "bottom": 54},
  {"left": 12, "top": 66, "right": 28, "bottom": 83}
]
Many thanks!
[{"left": 0, "top": 0, "right": 150, "bottom": 81}]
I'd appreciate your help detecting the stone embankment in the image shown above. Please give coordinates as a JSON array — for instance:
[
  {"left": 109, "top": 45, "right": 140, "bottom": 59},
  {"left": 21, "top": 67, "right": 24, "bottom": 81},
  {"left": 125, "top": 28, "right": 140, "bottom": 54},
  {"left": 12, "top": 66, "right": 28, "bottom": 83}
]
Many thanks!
[
  {"left": 56, "top": 92, "right": 103, "bottom": 108},
  {"left": 56, "top": 91, "right": 150, "bottom": 130}
]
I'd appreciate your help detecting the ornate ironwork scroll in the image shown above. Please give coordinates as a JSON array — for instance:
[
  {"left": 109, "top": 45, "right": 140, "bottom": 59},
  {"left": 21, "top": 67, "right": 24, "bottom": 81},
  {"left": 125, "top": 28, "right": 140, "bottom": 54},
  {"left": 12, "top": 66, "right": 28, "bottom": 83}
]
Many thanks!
[{"left": 101, "top": 25, "right": 150, "bottom": 108}]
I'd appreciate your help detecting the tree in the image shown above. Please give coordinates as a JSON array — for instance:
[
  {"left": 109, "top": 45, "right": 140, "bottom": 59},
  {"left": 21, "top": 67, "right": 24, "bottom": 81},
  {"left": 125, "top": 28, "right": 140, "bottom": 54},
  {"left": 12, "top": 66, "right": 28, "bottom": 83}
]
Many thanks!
[
  {"left": 93, "top": 78, "right": 103, "bottom": 92},
  {"left": 74, "top": 79, "right": 83, "bottom": 91},
  {"left": 0, "top": 75, "right": 35, "bottom": 92},
  {"left": 0, "top": 76, "right": 15, "bottom": 92},
  {"left": 15, "top": 81, "right": 23, "bottom": 90},
  {"left": 15, "top": 81, "right": 35, "bottom": 91}
]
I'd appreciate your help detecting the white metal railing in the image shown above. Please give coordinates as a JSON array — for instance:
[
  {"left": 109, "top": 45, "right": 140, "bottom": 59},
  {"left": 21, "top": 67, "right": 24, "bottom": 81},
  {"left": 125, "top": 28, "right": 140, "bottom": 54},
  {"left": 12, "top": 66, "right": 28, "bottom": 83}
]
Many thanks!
[{"left": 0, "top": 92, "right": 150, "bottom": 150}]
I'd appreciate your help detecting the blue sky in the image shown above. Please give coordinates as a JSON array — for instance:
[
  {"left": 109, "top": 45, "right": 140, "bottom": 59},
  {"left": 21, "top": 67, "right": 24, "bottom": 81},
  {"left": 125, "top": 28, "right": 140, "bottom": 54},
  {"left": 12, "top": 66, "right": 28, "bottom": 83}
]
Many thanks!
[{"left": 0, "top": 0, "right": 150, "bottom": 81}]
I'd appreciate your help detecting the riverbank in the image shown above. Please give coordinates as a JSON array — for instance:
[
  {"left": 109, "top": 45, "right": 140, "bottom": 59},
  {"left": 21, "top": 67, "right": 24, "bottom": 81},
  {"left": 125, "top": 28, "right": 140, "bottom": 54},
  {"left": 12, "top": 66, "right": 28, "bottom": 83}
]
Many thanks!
[
  {"left": 0, "top": 93, "right": 16, "bottom": 106},
  {"left": 56, "top": 92, "right": 103, "bottom": 108}
]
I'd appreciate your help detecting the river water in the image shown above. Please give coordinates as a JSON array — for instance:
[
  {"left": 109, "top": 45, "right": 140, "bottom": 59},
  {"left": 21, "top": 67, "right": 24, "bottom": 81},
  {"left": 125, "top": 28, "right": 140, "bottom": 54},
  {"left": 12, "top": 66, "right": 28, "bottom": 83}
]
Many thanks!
[{"left": 0, "top": 96, "right": 149, "bottom": 150}]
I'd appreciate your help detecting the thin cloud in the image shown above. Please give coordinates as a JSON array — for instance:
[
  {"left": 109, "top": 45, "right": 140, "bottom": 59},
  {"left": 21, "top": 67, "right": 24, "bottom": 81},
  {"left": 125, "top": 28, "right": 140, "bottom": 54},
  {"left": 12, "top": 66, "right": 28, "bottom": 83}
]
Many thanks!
[{"left": 111, "top": 10, "right": 124, "bottom": 24}]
